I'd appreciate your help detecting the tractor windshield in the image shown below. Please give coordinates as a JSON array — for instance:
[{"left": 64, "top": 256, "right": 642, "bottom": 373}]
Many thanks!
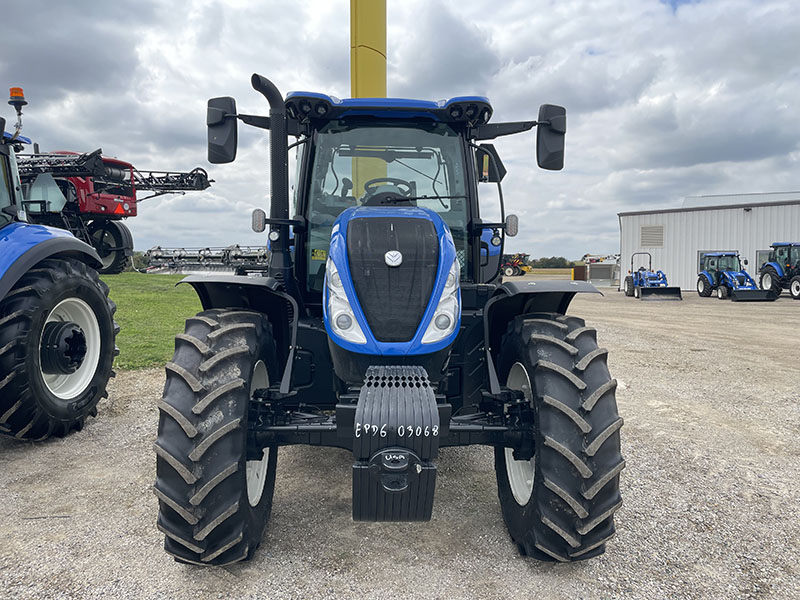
[
  {"left": 712, "top": 256, "right": 741, "bottom": 271},
  {"left": 305, "top": 119, "right": 469, "bottom": 291},
  {"left": 0, "top": 153, "right": 15, "bottom": 227}
]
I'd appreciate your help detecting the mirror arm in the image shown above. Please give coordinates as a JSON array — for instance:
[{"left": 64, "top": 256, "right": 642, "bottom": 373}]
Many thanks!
[
  {"left": 471, "top": 120, "right": 537, "bottom": 140},
  {"left": 236, "top": 113, "right": 304, "bottom": 136}
]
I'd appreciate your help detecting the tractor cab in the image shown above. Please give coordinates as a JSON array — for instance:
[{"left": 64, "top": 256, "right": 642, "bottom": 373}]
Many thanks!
[{"left": 700, "top": 252, "right": 743, "bottom": 286}]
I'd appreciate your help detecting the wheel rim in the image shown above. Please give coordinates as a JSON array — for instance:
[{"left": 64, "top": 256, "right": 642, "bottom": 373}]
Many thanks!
[
  {"left": 504, "top": 362, "right": 535, "bottom": 506},
  {"left": 717, "top": 287, "right": 723, "bottom": 298},
  {"left": 91, "top": 227, "right": 118, "bottom": 269},
  {"left": 762, "top": 273, "right": 772, "bottom": 289},
  {"left": 697, "top": 279, "right": 704, "bottom": 294},
  {"left": 40, "top": 297, "right": 101, "bottom": 400},
  {"left": 504, "top": 267, "right": 513, "bottom": 277},
  {"left": 246, "top": 360, "right": 270, "bottom": 507},
  {"left": 791, "top": 280, "right": 800, "bottom": 296}
]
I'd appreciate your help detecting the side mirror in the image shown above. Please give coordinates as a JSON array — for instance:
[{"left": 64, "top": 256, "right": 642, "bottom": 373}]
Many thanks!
[
  {"left": 207, "top": 97, "right": 238, "bottom": 164},
  {"left": 505, "top": 214, "right": 519, "bottom": 237},
  {"left": 536, "top": 104, "right": 566, "bottom": 171},
  {"left": 743, "top": 258, "right": 749, "bottom": 266},
  {"left": 252, "top": 208, "right": 266, "bottom": 232}
]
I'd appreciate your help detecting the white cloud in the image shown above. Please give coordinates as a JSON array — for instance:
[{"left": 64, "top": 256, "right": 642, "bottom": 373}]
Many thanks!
[{"left": 2, "top": 0, "right": 798, "bottom": 260}]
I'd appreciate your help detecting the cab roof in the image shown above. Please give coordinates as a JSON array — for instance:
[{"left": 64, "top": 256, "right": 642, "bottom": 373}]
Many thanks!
[
  {"left": 704, "top": 252, "right": 740, "bottom": 257},
  {"left": 2, "top": 131, "right": 31, "bottom": 144},
  {"left": 284, "top": 92, "right": 493, "bottom": 126},
  {"left": 771, "top": 242, "right": 800, "bottom": 247}
]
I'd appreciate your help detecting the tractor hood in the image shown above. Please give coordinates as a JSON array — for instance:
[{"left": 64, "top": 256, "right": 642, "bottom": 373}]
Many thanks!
[{"left": 323, "top": 206, "right": 460, "bottom": 357}]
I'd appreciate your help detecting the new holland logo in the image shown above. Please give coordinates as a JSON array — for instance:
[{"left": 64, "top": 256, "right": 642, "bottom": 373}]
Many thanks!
[{"left": 384, "top": 250, "right": 403, "bottom": 267}]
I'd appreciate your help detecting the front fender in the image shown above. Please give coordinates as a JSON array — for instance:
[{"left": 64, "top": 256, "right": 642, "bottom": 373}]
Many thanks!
[
  {"left": 484, "top": 280, "right": 602, "bottom": 394},
  {"left": 0, "top": 222, "right": 102, "bottom": 300},
  {"left": 178, "top": 275, "right": 298, "bottom": 394}
]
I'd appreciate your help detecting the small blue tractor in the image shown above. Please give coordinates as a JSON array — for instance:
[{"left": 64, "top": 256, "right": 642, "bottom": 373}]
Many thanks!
[
  {"left": 1, "top": 88, "right": 118, "bottom": 440},
  {"left": 697, "top": 251, "right": 777, "bottom": 301},
  {"left": 758, "top": 242, "right": 800, "bottom": 300},
  {"left": 153, "top": 74, "right": 624, "bottom": 565},
  {"left": 622, "top": 252, "right": 682, "bottom": 300}
]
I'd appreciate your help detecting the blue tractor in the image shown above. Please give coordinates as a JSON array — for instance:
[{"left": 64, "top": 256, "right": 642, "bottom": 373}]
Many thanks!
[
  {"left": 697, "top": 251, "right": 777, "bottom": 301},
  {"left": 758, "top": 242, "right": 800, "bottom": 300},
  {"left": 1, "top": 88, "right": 118, "bottom": 440},
  {"left": 153, "top": 75, "right": 624, "bottom": 565},
  {"left": 622, "top": 251, "right": 682, "bottom": 300}
]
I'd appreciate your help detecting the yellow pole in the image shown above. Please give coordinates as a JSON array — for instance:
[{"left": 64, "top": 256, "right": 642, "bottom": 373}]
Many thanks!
[
  {"left": 350, "top": 0, "right": 386, "bottom": 98},
  {"left": 350, "top": 0, "right": 387, "bottom": 195}
]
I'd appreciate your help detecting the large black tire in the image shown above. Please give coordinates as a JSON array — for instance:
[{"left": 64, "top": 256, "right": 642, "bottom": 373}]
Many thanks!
[
  {"left": 716, "top": 286, "right": 728, "bottom": 299},
  {"left": 790, "top": 276, "right": 800, "bottom": 300},
  {"left": 89, "top": 220, "right": 131, "bottom": 275},
  {"left": 494, "top": 313, "right": 624, "bottom": 562},
  {"left": 697, "top": 276, "right": 712, "bottom": 297},
  {"left": 503, "top": 266, "right": 515, "bottom": 278},
  {"left": 758, "top": 268, "right": 782, "bottom": 297},
  {"left": 154, "top": 309, "right": 279, "bottom": 566},
  {"left": 0, "top": 257, "right": 117, "bottom": 440},
  {"left": 623, "top": 276, "right": 634, "bottom": 297}
]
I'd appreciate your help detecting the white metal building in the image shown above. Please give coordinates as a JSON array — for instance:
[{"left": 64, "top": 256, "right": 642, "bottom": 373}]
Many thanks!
[{"left": 618, "top": 192, "right": 800, "bottom": 291}]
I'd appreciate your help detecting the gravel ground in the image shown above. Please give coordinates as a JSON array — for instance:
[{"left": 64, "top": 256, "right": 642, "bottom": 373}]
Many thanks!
[{"left": 1, "top": 287, "right": 798, "bottom": 599}]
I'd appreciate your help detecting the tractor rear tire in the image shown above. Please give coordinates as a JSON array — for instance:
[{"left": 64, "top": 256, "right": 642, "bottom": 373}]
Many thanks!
[
  {"left": 623, "top": 276, "right": 634, "bottom": 296},
  {"left": 89, "top": 220, "right": 131, "bottom": 275},
  {"left": 697, "top": 276, "right": 712, "bottom": 297},
  {"left": 154, "top": 309, "right": 279, "bottom": 566},
  {"left": 717, "top": 286, "right": 728, "bottom": 299},
  {"left": 790, "top": 276, "right": 800, "bottom": 299},
  {"left": 0, "top": 258, "right": 117, "bottom": 440},
  {"left": 494, "top": 314, "right": 624, "bottom": 562},
  {"left": 759, "top": 268, "right": 781, "bottom": 297}
]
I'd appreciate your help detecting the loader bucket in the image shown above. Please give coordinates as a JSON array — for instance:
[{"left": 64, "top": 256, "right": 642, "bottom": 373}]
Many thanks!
[
  {"left": 639, "top": 286, "right": 682, "bottom": 301},
  {"left": 729, "top": 289, "right": 779, "bottom": 302}
]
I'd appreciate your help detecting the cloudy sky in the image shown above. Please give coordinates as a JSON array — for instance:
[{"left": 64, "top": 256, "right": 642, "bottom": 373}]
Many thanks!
[{"left": 2, "top": 0, "right": 798, "bottom": 259}]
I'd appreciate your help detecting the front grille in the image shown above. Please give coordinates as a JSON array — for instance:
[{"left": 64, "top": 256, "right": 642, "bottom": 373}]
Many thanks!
[{"left": 347, "top": 217, "right": 439, "bottom": 342}]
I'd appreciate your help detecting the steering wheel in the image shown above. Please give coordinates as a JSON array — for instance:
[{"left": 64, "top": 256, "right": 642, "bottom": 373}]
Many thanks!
[{"left": 362, "top": 177, "right": 414, "bottom": 205}]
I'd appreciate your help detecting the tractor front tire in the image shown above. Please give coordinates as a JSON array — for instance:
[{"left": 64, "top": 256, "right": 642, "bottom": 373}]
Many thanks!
[
  {"left": 503, "top": 266, "right": 515, "bottom": 278},
  {"left": 697, "top": 276, "right": 712, "bottom": 297},
  {"left": 623, "top": 276, "right": 634, "bottom": 297},
  {"left": 790, "top": 276, "right": 800, "bottom": 300},
  {"left": 717, "top": 286, "right": 728, "bottom": 299},
  {"left": 494, "top": 314, "right": 624, "bottom": 562},
  {"left": 89, "top": 220, "right": 131, "bottom": 275},
  {"left": 0, "top": 258, "right": 117, "bottom": 440},
  {"left": 759, "top": 268, "right": 781, "bottom": 297},
  {"left": 154, "top": 309, "right": 279, "bottom": 566}
]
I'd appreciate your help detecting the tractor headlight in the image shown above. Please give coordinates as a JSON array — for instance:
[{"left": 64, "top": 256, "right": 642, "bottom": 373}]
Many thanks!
[
  {"left": 326, "top": 259, "right": 367, "bottom": 344},
  {"left": 422, "top": 259, "right": 460, "bottom": 344}
]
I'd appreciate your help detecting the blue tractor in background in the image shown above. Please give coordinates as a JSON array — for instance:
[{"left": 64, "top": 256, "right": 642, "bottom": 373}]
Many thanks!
[
  {"left": 0, "top": 88, "right": 117, "bottom": 440},
  {"left": 697, "top": 251, "right": 777, "bottom": 301},
  {"left": 622, "top": 251, "right": 681, "bottom": 300},
  {"left": 153, "top": 74, "right": 624, "bottom": 566},
  {"left": 758, "top": 242, "right": 800, "bottom": 300}
]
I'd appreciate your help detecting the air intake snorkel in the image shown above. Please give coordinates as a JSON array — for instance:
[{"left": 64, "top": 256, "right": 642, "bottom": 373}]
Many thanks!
[{"left": 250, "top": 74, "right": 297, "bottom": 296}]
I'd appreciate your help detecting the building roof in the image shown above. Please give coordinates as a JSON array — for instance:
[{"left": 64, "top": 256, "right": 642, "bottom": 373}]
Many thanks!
[{"left": 618, "top": 192, "right": 800, "bottom": 217}]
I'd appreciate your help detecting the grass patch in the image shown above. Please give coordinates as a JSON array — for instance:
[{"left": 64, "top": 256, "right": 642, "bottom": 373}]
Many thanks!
[{"left": 103, "top": 273, "right": 201, "bottom": 370}]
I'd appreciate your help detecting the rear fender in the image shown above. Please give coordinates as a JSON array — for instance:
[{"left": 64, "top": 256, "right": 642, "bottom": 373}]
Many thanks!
[
  {"left": 483, "top": 280, "right": 602, "bottom": 394},
  {"left": 179, "top": 275, "right": 298, "bottom": 394},
  {"left": 763, "top": 261, "right": 784, "bottom": 278},
  {"left": 0, "top": 222, "right": 101, "bottom": 300},
  {"left": 699, "top": 270, "right": 714, "bottom": 286}
]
